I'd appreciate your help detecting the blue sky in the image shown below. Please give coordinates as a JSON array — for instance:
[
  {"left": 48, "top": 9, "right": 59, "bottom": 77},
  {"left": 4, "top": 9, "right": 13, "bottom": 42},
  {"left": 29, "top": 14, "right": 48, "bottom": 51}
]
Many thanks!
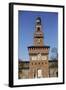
[{"left": 18, "top": 11, "right": 58, "bottom": 61}]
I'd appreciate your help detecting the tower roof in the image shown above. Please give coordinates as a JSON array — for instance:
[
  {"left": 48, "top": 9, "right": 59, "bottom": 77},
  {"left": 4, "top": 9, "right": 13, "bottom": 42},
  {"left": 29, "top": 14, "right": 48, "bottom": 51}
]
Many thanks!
[
  {"left": 36, "top": 17, "right": 41, "bottom": 20},
  {"left": 36, "top": 17, "right": 41, "bottom": 25}
]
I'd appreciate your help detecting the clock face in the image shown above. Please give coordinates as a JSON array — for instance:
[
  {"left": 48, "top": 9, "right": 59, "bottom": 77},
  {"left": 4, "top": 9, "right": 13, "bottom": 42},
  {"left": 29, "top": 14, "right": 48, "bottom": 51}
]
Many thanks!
[{"left": 42, "top": 56, "right": 47, "bottom": 60}]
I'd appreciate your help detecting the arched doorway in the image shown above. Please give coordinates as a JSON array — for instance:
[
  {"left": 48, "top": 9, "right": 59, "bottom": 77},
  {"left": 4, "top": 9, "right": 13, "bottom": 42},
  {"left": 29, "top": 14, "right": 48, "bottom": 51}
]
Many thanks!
[{"left": 37, "top": 69, "right": 42, "bottom": 78}]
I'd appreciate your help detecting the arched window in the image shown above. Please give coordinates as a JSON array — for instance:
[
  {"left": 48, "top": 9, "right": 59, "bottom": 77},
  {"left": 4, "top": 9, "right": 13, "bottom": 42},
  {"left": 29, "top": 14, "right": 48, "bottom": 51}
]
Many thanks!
[{"left": 37, "top": 27, "right": 40, "bottom": 31}]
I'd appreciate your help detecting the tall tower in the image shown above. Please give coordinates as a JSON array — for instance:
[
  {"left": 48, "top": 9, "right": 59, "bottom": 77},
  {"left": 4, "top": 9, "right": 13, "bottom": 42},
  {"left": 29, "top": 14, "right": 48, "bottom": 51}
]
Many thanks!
[
  {"left": 28, "top": 17, "right": 50, "bottom": 78},
  {"left": 34, "top": 17, "right": 44, "bottom": 46}
]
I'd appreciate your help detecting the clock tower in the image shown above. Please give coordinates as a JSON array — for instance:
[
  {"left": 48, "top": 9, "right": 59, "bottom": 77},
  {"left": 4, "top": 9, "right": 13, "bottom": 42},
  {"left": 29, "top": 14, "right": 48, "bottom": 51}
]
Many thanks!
[
  {"left": 28, "top": 17, "right": 50, "bottom": 78},
  {"left": 34, "top": 17, "right": 44, "bottom": 46}
]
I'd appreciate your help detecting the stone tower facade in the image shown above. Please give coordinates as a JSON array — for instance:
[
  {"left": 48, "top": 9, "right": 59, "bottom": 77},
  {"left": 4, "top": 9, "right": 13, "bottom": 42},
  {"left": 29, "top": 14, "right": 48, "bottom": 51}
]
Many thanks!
[{"left": 28, "top": 17, "right": 50, "bottom": 78}]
